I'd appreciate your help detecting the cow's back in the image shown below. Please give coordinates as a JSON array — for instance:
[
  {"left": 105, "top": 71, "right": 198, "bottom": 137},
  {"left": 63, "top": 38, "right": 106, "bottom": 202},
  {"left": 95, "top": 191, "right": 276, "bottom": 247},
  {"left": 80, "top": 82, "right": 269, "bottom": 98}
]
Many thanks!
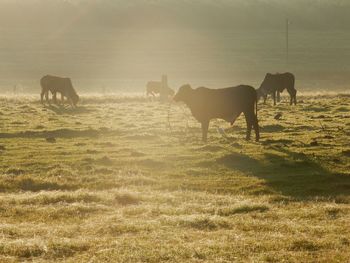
[
  {"left": 273, "top": 72, "right": 295, "bottom": 92},
  {"left": 279, "top": 72, "right": 295, "bottom": 91},
  {"left": 195, "top": 85, "right": 255, "bottom": 104},
  {"left": 41, "top": 75, "right": 73, "bottom": 94},
  {"left": 41, "top": 75, "right": 64, "bottom": 90},
  {"left": 191, "top": 85, "right": 256, "bottom": 121}
]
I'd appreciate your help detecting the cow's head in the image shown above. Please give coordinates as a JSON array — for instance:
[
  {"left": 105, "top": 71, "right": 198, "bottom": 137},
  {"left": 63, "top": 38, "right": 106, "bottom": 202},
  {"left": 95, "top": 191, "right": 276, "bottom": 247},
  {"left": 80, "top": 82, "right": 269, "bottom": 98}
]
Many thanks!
[
  {"left": 72, "top": 93, "right": 79, "bottom": 106},
  {"left": 260, "top": 73, "right": 273, "bottom": 88},
  {"left": 257, "top": 73, "right": 274, "bottom": 100},
  {"left": 173, "top": 84, "right": 193, "bottom": 103}
]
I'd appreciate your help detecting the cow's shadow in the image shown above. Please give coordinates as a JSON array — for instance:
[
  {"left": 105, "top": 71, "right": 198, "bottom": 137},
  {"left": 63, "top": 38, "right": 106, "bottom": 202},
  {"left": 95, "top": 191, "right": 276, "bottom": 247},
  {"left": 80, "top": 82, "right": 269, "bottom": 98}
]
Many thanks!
[
  {"left": 44, "top": 104, "right": 92, "bottom": 115},
  {"left": 217, "top": 147, "right": 350, "bottom": 200}
]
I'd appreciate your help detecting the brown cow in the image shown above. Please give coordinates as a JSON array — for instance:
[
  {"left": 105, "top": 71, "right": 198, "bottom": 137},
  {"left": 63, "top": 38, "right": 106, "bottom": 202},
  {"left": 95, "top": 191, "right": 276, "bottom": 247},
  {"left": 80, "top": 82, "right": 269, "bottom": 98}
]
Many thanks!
[
  {"left": 257, "top": 72, "right": 297, "bottom": 105},
  {"left": 40, "top": 75, "right": 79, "bottom": 107},
  {"left": 173, "top": 84, "right": 259, "bottom": 142}
]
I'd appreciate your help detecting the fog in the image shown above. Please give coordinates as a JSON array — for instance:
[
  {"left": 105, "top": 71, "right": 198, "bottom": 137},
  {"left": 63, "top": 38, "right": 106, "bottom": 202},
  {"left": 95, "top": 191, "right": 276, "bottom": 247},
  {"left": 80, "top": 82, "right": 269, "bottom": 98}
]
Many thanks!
[{"left": 1, "top": 0, "right": 350, "bottom": 93}]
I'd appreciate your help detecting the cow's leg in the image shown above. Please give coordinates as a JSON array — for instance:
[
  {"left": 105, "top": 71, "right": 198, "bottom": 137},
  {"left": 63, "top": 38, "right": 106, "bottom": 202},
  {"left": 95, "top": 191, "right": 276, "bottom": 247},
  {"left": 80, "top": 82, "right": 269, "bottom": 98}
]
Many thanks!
[
  {"left": 40, "top": 90, "right": 45, "bottom": 104},
  {"left": 263, "top": 94, "right": 267, "bottom": 104},
  {"left": 149, "top": 92, "right": 156, "bottom": 101},
  {"left": 52, "top": 92, "right": 58, "bottom": 104},
  {"left": 244, "top": 112, "right": 253, "bottom": 141},
  {"left": 272, "top": 91, "right": 277, "bottom": 106},
  {"left": 201, "top": 120, "right": 209, "bottom": 142},
  {"left": 287, "top": 89, "right": 292, "bottom": 105},
  {"left": 61, "top": 93, "right": 65, "bottom": 104},
  {"left": 277, "top": 91, "right": 281, "bottom": 102},
  {"left": 252, "top": 113, "right": 260, "bottom": 142},
  {"left": 294, "top": 90, "right": 297, "bottom": 105},
  {"left": 45, "top": 91, "right": 50, "bottom": 104}
]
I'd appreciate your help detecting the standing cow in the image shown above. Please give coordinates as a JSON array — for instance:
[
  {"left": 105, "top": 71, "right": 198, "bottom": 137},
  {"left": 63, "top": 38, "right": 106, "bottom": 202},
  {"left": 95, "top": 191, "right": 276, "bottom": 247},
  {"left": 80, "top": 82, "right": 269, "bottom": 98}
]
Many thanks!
[
  {"left": 257, "top": 72, "right": 297, "bottom": 105},
  {"left": 173, "top": 84, "right": 259, "bottom": 142},
  {"left": 40, "top": 75, "right": 79, "bottom": 107}
]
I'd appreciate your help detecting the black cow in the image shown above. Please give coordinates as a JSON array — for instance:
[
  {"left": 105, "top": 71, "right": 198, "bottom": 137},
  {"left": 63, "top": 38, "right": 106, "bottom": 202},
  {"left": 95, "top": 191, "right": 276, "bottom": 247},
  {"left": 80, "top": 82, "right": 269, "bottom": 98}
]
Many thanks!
[
  {"left": 257, "top": 72, "right": 297, "bottom": 105},
  {"left": 173, "top": 84, "right": 260, "bottom": 142}
]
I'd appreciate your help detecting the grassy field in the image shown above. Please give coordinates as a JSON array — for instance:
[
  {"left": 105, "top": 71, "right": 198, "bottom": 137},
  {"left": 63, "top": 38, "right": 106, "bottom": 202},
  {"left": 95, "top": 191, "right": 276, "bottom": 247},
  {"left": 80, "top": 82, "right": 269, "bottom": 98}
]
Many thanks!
[{"left": 0, "top": 94, "right": 350, "bottom": 262}]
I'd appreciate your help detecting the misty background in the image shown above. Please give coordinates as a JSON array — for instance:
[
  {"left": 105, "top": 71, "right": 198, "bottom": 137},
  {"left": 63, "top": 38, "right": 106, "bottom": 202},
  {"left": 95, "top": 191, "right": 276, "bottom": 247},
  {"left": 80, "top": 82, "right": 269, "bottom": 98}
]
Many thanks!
[{"left": 0, "top": 0, "right": 350, "bottom": 93}]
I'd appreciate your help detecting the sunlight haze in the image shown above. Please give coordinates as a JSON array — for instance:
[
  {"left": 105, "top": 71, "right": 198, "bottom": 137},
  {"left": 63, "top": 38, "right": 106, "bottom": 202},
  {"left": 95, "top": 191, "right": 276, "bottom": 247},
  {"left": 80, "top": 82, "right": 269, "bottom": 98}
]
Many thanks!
[{"left": 0, "top": 0, "right": 350, "bottom": 92}]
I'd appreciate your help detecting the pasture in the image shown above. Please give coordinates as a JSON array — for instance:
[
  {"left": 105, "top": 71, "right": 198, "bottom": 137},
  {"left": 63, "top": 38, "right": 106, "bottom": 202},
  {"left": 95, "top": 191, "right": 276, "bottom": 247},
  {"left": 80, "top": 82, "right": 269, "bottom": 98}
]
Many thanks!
[{"left": 0, "top": 94, "right": 350, "bottom": 262}]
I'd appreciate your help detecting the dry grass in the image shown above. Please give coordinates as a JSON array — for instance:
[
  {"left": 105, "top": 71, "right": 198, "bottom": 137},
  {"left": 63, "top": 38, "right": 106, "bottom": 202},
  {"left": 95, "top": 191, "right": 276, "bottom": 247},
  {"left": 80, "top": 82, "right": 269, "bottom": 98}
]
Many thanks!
[{"left": 0, "top": 94, "right": 349, "bottom": 262}]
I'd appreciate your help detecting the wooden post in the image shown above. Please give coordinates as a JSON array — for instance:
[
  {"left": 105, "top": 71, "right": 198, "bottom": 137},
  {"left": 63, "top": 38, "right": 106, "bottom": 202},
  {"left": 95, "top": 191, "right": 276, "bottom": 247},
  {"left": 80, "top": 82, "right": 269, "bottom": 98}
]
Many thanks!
[{"left": 286, "top": 18, "right": 289, "bottom": 67}]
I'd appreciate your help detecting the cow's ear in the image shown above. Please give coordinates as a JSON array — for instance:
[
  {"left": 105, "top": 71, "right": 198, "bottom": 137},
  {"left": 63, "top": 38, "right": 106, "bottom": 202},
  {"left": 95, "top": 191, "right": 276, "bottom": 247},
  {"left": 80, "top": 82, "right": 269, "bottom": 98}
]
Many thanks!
[{"left": 266, "top": 73, "right": 271, "bottom": 77}]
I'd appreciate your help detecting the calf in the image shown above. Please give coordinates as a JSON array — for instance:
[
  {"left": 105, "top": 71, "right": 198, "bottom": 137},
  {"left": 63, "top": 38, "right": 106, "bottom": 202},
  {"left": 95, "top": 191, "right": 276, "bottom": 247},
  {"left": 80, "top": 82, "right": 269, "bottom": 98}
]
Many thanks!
[{"left": 173, "top": 84, "right": 259, "bottom": 142}]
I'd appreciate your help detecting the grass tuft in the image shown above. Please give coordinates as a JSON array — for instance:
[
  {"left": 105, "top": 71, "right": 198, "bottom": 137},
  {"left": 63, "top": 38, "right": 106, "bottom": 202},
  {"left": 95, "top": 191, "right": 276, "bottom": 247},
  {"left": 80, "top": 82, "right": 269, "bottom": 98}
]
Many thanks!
[
  {"left": 114, "top": 192, "right": 141, "bottom": 206},
  {"left": 290, "top": 240, "right": 321, "bottom": 251},
  {"left": 218, "top": 204, "right": 269, "bottom": 216},
  {"left": 179, "top": 216, "right": 231, "bottom": 231}
]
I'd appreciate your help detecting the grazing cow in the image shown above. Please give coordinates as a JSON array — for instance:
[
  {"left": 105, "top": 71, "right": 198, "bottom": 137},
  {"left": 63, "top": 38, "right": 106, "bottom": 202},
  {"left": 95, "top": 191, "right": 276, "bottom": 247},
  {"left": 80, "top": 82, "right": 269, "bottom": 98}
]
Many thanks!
[
  {"left": 146, "top": 81, "right": 175, "bottom": 98},
  {"left": 40, "top": 75, "right": 79, "bottom": 107},
  {"left": 257, "top": 72, "right": 297, "bottom": 105},
  {"left": 173, "top": 84, "right": 259, "bottom": 142}
]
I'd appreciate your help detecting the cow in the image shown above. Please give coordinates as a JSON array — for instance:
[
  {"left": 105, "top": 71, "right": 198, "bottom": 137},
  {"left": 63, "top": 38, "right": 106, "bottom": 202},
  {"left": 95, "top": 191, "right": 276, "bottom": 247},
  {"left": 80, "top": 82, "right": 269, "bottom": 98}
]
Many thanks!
[
  {"left": 173, "top": 84, "right": 260, "bottom": 142},
  {"left": 40, "top": 75, "right": 79, "bottom": 107},
  {"left": 257, "top": 72, "right": 297, "bottom": 105},
  {"left": 146, "top": 81, "right": 175, "bottom": 98}
]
